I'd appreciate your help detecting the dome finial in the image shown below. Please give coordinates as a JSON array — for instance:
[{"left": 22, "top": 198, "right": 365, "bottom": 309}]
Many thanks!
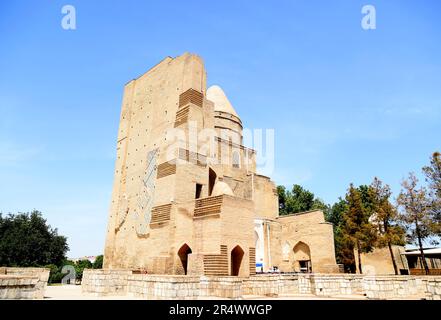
[{"left": 207, "top": 85, "right": 239, "bottom": 118}]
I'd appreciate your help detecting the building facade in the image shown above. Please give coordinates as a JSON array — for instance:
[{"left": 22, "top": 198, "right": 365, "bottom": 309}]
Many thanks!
[{"left": 103, "top": 53, "right": 339, "bottom": 276}]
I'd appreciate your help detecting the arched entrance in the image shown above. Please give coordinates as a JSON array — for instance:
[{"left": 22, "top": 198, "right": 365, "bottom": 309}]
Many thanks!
[
  {"left": 231, "top": 245, "right": 244, "bottom": 276},
  {"left": 177, "top": 244, "right": 192, "bottom": 275},
  {"left": 293, "top": 241, "right": 312, "bottom": 273},
  {"left": 208, "top": 168, "right": 217, "bottom": 196}
]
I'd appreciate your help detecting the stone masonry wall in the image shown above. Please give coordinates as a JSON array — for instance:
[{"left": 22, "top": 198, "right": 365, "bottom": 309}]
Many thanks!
[
  {"left": 0, "top": 268, "right": 50, "bottom": 299},
  {"left": 425, "top": 277, "right": 441, "bottom": 300},
  {"left": 311, "top": 274, "right": 364, "bottom": 296},
  {"left": 81, "top": 269, "right": 441, "bottom": 300},
  {"left": 81, "top": 269, "right": 132, "bottom": 296},
  {"left": 242, "top": 274, "right": 299, "bottom": 296},
  {"left": 128, "top": 275, "right": 202, "bottom": 299},
  {"left": 363, "top": 276, "right": 427, "bottom": 299},
  {"left": 83, "top": 270, "right": 244, "bottom": 299}
]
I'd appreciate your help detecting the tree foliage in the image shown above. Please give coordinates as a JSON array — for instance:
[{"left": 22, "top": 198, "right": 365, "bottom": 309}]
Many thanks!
[
  {"left": 0, "top": 210, "right": 68, "bottom": 267},
  {"left": 75, "top": 259, "right": 93, "bottom": 281},
  {"left": 93, "top": 255, "right": 103, "bottom": 269},
  {"left": 423, "top": 151, "right": 441, "bottom": 235},
  {"left": 340, "top": 184, "right": 377, "bottom": 273},
  {"left": 397, "top": 173, "right": 434, "bottom": 274},
  {"left": 325, "top": 198, "right": 355, "bottom": 270},
  {"left": 46, "top": 257, "right": 101, "bottom": 284},
  {"left": 277, "top": 185, "right": 329, "bottom": 215},
  {"left": 369, "top": 178, "right": 405, "bottom": 247},
  {"left": 369, "top": 177, "right": 405, "bottom": 274},
  {"left": 397, "top": 173, "right": 434, "bottom": 244}
]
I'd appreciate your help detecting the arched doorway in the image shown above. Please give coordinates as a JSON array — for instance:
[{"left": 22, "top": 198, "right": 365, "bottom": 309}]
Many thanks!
[
  {"left": 231, "top": 245, "right": 244, "bottom": 276},
  {"left": 177, "top": 244, "right": 192, "bottom": 275},
  {"left": 208, "top": 168, "right": 217, "bottom": 196},
  {"left": 293, "top": 241, "right": 312, "bottom": 273}
]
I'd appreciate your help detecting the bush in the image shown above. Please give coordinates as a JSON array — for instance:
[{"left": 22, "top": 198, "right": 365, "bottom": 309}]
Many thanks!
[
  {"left": 75, "top": 259, "right": 92, "bottom": 281},
  {"left": 92, "top": 255, "right": 103, "bottom": 269}
]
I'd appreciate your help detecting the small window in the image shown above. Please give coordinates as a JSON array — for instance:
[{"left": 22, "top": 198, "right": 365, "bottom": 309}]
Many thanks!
[
  {"left": 195, "top": 184, "right": 203, "bottom": 199},
  {"left": 232, "top": 151, "right": 240, "bottom": 168}
]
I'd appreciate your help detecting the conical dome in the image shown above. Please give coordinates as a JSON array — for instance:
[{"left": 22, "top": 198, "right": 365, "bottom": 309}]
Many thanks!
[
  {"left": 211, "top": 181, "right": 234, "bottom": 196},
  {"left": 206, "top": 85, "right": 239, "bottom": 118}
]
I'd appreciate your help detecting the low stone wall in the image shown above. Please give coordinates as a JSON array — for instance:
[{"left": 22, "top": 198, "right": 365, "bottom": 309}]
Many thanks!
[
  {"left": 363, "top": 276, "right": 426, "bottom": 299},
  {"left": 425, "top": 277, "right": 441, "bottom": 300},
  {"left": 81, "top": 269, "right": 132, "bottom": 296},
  {"left": 81, "top": 269, "right": 441, "bottom": 300},
  {"left": 5, "top": 267, "right": 50, "bottom": 284},
  {"left": 297, "top": 274, "right": 312, "bottom": 294},
  {"left": 128, "top": 275, "right": 201, "bottom": 299},
  {"left": 0, "top": 267, "right": 50, "bottom": 299},
  {"left": 241, "top": 274, "right": 363, "bottom": 297},
  {"left": 311, "top": 274, "right": 364, "bottom": 296},
  {"left": 83, "top": 271, "right": 243, "bottom": 299},
  {"left": 199, "top": 276, "right": 242, "bottom": 299},
  {"left": 242, "top": 274, "right": 299, "bottom": 296}
]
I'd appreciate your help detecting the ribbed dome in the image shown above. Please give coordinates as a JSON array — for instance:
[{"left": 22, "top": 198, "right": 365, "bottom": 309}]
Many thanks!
[
  {"left": 206, "top": 85, "right": 239, "bottom": 118},
  {"left": 211, "top": 181, "right": 234, "bottom": 196}
]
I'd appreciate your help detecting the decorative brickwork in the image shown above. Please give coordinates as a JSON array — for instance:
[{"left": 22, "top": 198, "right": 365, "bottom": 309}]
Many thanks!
[
  {"left": 150, "top": 204, "right": 172, "bottom": 225},
  {"left": 249, "top": 247, "right": 256, "bottom": 275},
  {"left": 203, "top": 245, "right": 228, "bottom": 276},
  {"left": 178, "top": 148, "right": 207, "bottom": 167},
  {"left": 174, "top": 105, "right": 189, "bottom": 127},
  {"left": 179, "top": 88, "right": 203, "bottom": 108},
  {"left": 156, "top": 162, "right": 176, "bottom": 179},
  {"left": 194, "top": 195, "right": 223, "bottom": 219}
]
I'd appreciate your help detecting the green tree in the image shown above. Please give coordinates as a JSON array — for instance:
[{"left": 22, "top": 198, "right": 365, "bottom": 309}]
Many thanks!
[
  {"left": 278, "top": 184, "right": 329, "bottom": 215},
  {"left": 288, "top": 184, "right": 314, "bottom": 213},
  {"left": 325, "top": 197, "right": 347, "bottom": 227},
  {"left": 75, "top": 259, "right": 93, "bottom": 281},
  {"left": 423, "top": 151, "right": 441, "bottom": 235},
  {"left": 45, "top": 264, "right": 61, "bottom": 284},
  {"left": 325, "top": 198, "right": 356, "bottom": 271},
  {"left": 312, "top": 198, "right": 331, "bottom": 216},
  {"left": 341, "top": 184, "right": 376, "bottom": 274},
  {"left": 369, "top": 177, "right": 405, "bottom": 275},
  {"left": 277, "top": 186, "right": 288, "bottom": 215},
  {"left": 397, "top": 173, "right": 434, "bottom": 274},
  {"left": 358, "top": 185, "right": 375, "bottom": 215},
  {"left": 93, "top": 255, "right": 103, "bottom": 269},
  {"left": 0, "top": 210, "right": 68, "bottom": 267}
]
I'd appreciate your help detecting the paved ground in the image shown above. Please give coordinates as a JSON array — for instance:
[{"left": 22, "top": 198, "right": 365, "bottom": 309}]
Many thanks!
[
  {"left": 44, "top": 285, "right": 141, "bottom": 300},
  {"left": 44, "top": 285, "right": 367, "bottom": 300}
]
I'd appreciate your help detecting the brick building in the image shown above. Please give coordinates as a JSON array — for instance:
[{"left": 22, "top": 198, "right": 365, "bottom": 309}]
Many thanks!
[{"left": 103, "top": 53, "right": 339, "bottom": 276}]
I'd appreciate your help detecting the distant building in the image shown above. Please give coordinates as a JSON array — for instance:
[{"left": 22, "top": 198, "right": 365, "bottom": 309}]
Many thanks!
[
  {"left": 402, "top": 248, "right": 441, "bottom": 275},
  {"left": 70, "top": 256, "right": 97, "bottom": 264},
  {"left": 354, "top": 246, "right": 441, "bottom": 275},
  {"left": 355, "top": 246, "right": 407, "bottom": 275}
]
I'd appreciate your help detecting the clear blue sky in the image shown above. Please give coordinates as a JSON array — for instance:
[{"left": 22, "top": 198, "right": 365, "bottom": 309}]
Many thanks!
[{"left": 1, "top": 1, "right": 440, "bottom": 257}]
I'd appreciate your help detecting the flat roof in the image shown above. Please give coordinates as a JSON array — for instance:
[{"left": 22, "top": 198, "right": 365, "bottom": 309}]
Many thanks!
[
  {"left": 402, "top": 248, "right": 441, "bottom": 256},
  {"left": 276, "top": 209, "right": 323, "bottom": 219}
]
